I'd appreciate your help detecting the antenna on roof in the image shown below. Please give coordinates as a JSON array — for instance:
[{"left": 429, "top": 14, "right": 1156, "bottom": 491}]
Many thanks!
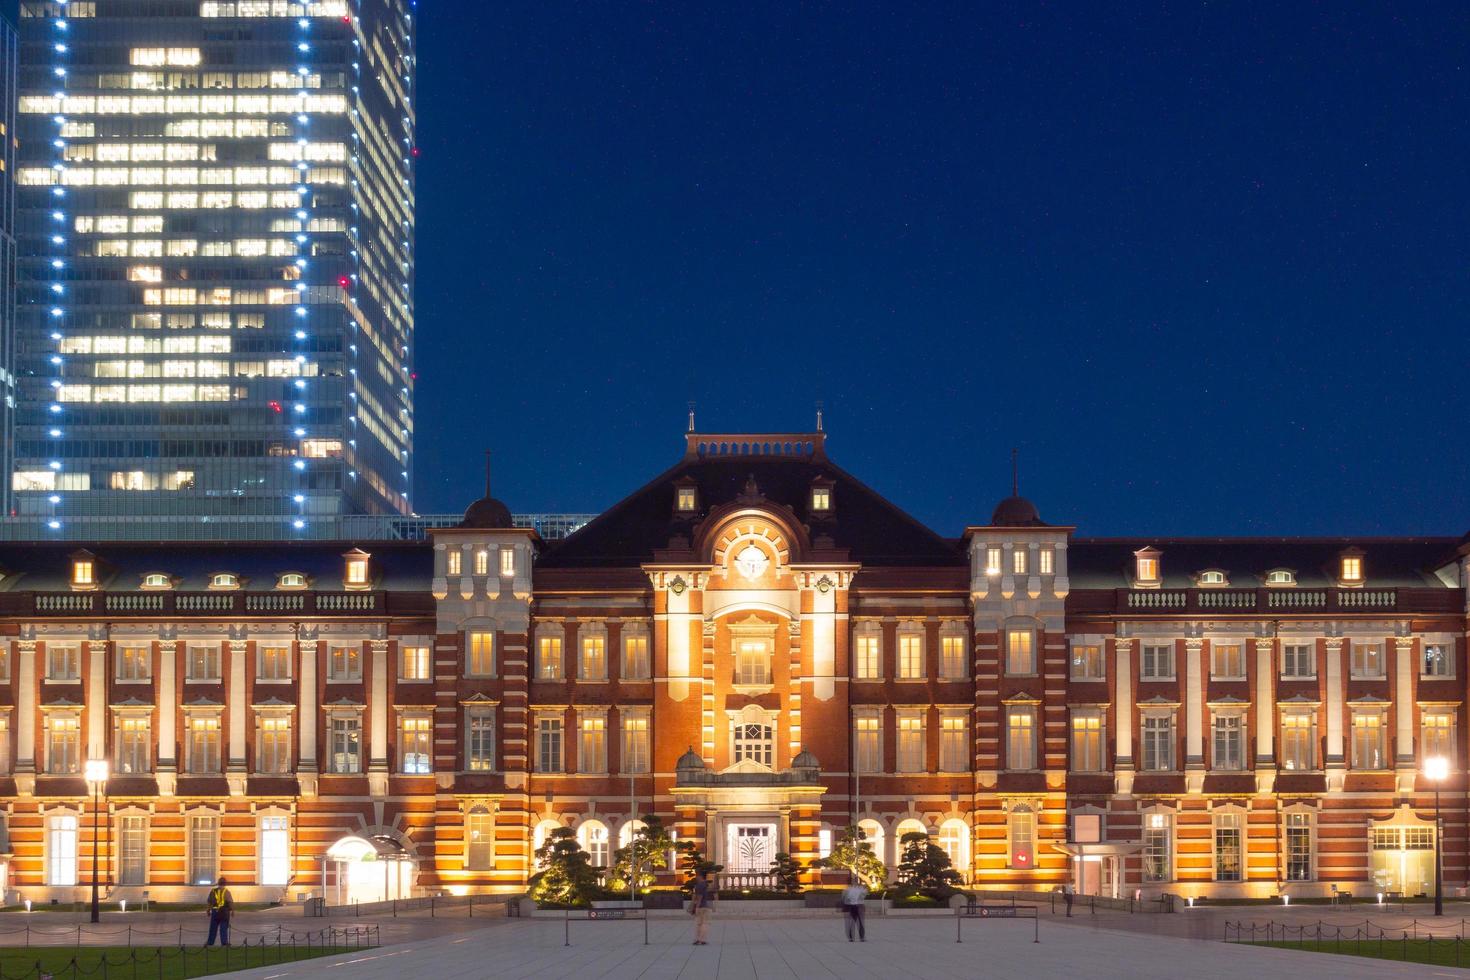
[
  {"left": 815, "top": 400, "right": 824, "bottom": 432},
  {"left": 687, "top": 402, "right": 696, "bottom": 433},
  {"left": 483, "top": 449, "right": 492, "bottom": 498},
  {"left": 1010, "top": 447, "right": 1019, "bottom": 497}
]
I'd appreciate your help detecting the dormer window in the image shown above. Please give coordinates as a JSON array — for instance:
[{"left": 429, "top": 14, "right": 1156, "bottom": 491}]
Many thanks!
[
  {"left": 1265, "top": 568, "right": 1296, "bottom": 587},
  {"left": 209, "top": 573, "right": 239, "bottom": 591},
  {"left": 1134, "top": 547, "right": 1161, "bottom": 587},
  {"left": 276, "top": 572, "right": 307, "bottom": 590},
  {"left": 343, "top": 549, "right": 370, "bottom": 590},
  {"left": 1339, "top": 549, "right": 1364, "bottom": 586},
  {"left": 70, "top": 552, "right": 96, "bottom": 590},
  {"left": 499, "top": 547, "right": 515, "bottom": 577},
  {"left": 1196, "top": 570, "right": 1228, "bottom": 588},
  {"left": 811, "top": 487, "right": 831, "bottom": 512},
  {"left": 140, "top": 572, "right": 173, "bottom": 591},
  {"left": 676, "top": 486, "right": 698, "bottom": 512}
]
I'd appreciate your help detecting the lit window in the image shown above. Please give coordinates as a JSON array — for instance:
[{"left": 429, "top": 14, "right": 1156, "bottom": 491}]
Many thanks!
[
  {"left": 621, "top": 631, "right": 650, "bottom": 680},
  {"left": 537, "top": 635, "right": 564, "bottom": 680},
  {"left": 1280, "top": 712, "right": 1315, "bottom": 771},
  {"left": 1135, "top": 552, "right": 1160, "bottom": 583},
  {"left": 578, "top": 715, "right": 607, "bottom": 773},
  {"left": 1265, "top": 569, "right": 1295, "bottom": 586},
  {"left": 1340, "top": 553, "right": 1363, "bottom": 583},
  {"left": 328, "top": 715, "right": 361, "bottom": 774},
  {"left": 896, "top": 713, "right": 925, "bottom": 772},
  {"left": 536, "top": 716, "right": 564, "bottom": 773},
  {"left": 446, "top": 550, "right": 462, "bottom": 576},
  {"left": 500, "top": 547, "right": 516, "bottom": 577},
  {"left": 940, "top": 632, "right": 967, "bottom": 679},
  {"left": 344, "top": 551, "right": 369, "bottom": 588},
  {"left": 939, "top": 714, "right": 968, "bottom": 772},
  {"left": 71, "top": 557, "right": 95, "bottom": 588},
  {"left": 473, "top": 550, "right": 489, "bottom": 575},
  {"left": 854, "top": 713, "right": 881, "bottom": 773},
  {"left": 735, "top": 639, "right": 772, "bottom": 686},
  {"left": 46, "top": 713, "right": 81, "bottom": 773},
  {"left": 1423, "top": 710, "right": 1456, "bottom": 763},
  {"left": 466, "top": 632, "right": 494, "bottom": 677},
  {"left": 811, "top": 487, "right": 831, "bottom": 511},
  {"left": 117, "top": 646, "right": 151, "bottom": 682},
  {"left": 985, "top": 546, "right": 1002, "bottom": 576},
  {"left": 186, "top": 645, "right": 221, "bottom": 682},
  {"left": 399, "top": 715, "right": 432, "bottom": 774},
  {"left": 1197, "top": 570, "right": 1227, "bottom": 586},
  {"left": 1141, "top": 714, "right": 1174, "bottom": 771},
  {"left": 854, "top": 632, "right": 881, "bottom": 680},
  {"left": 256, "top": 716, "right": 291, "bottom": 774},
  {"left": 580, "top": 633, "right": 608, "bottom": 681},
  {"left": 1012, "top": 549, "right": 1028, "bottom": 575},
  {"left": 1006, "top": 707, "right": 1036, "bottom": 770},
  {"left": 1211, "top": 713, "right": 1245, "bottom": 770},
  {"left": 1039, "top": 548, "right": 1054, "bottom": 575},
  {"left": 186, "top": 715, "right": 221, "bottom": 773},
  {"left": 1006, "top": 628, "right": 1036, "bottom": 675},
  {"left": 897, "top": 631, "right": 924, "bottom": 679},
  {"left": 328, "top": 645, "right": 361, "bottom": 682},
  {"left": 1350, "top": 641, "right": 1385, "bottom": 679},
  {"left": 1351, "top": 711, "right": 1386, "bottom": 769},
  {"left": 1143, "top": 812, "right": 1172, "bottom": 882},
  {"left": 1008, "top": 806, "right": 1035, "bottom": 870},
  {"left": 276, "top": 573, "right": 306, "bottom": 590},
  {"left": 260, "top": 815, "right": 290, "bottom": 887},
  {"left": 1211, "top": 642, "right": 1245, "bottom": 679},
  {"left": 1213, "top": 812, "right": 1243, "bottom": 882},
  {"left": 1070, "top": 710, "right": 1104, "bottom": 771},
  {"left": 620, "top": 713, "right": 650, "bottom": 774},
  {"left": 257, "top": 646, "right": 290, "bottom": 681},
  {"left": 676, "top": 486, "right": 697, "bottom": 512},
  {"left": 1070, "top": 642, "right": 1104, "bottom": 680},
  {"left": 209, "top": 573, "right": 238, "bottom": 590}
]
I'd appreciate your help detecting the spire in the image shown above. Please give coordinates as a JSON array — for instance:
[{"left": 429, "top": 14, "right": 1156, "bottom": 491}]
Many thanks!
[
  {"left": 484, "top": 449, "right": 492, "bottom": 497},
  {"left": 1010, "top": 447, "right": 1019, "bottom": 497},
  {"left": 815, "top": 400, "right": 824, "bottom": 432},
  {"left": 687, "top": 401, "right": 696, "bottom": 433}
]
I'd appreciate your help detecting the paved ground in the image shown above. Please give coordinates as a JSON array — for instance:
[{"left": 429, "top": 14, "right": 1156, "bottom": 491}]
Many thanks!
[{"left": 222, "top": 912, "right": 1458, "bottom": 979}]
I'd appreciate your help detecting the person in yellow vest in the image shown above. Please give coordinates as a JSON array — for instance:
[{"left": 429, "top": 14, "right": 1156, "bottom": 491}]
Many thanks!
[{"left": 205, "top": 878, "right": 234, "bottom": 947}]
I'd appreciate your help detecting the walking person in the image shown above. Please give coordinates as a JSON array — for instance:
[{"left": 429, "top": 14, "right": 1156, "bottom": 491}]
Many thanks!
[
  {"left": 1059, "top": 880, "right": 1074, "bottom": 918},
  {"left": 205, "top": 877, "right": 234, "bottom": 947},
  {"left": 690, "top": 868, "right": 715, "bottom": 945},
  {"left": 841, "top": 878, "right": 869, "bottom": 942}
]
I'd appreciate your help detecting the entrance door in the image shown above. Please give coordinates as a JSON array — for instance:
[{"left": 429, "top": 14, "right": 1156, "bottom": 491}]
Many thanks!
[{"left": 726, "top": 824, "right": 776, "bottom": 873}]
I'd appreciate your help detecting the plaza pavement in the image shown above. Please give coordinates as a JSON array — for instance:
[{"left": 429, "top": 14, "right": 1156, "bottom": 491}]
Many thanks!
[{"left": 222, "top": 910, "right": 1453, "bottom": 979}]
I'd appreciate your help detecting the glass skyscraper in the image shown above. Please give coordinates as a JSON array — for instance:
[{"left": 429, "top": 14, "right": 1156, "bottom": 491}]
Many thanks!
[
  {"left": 0, "top": 18, "right": 17, "bottom": 524},
  {"left": 9, "top": 0, "right": 414, "bottom": 539}
]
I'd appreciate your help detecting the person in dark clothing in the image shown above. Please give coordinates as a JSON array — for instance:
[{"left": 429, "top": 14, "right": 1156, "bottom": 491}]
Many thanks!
[
  {"left": 205, "top": 878, "right": 234, "bottom": 947},
  {"left": 690, "top": 869, "right": 714, "bottom": 945}
]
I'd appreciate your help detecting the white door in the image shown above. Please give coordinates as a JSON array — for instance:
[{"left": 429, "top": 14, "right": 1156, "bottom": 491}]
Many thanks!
[{"left": 726, "top": 824, "right": 776, "bottom": 873}]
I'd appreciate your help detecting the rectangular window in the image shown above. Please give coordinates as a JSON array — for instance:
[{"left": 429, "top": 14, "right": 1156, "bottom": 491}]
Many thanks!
[
  {"left": 735, "top": 639, "right": 771, "bottom": 686},
  {"left": 733, "top": 717, "right": 775, "bottom": 768},
  {"left": 466, "top": 632, "right": 494, "bottom": 677},
  {"left": 1212, "top": 714, "right": 1244, "bottom": 770},
  {"left": 621, "top": 632, "right": 650, "bottom": 680},
  {"left": 1423, "top": 642, "right": 1454, "bottom": 679},
  {"left": 536, "top": 716, "right": 564, "bottom": 773},
  {"left": 1351, "top": 711, "right": 1386, "bottom": 769},
  {"left": 579, "top": 715, "right": 607, "bottom": 773},
  {"left": 1012, "top": 549, "right": 1028, "bottom": 575},
  {"left": 1039, "top": 548, "right": 1055, "bottom": 575},
  {"left": 1350, "top": 641, "right": 1385, "bottom": 679},
  {"left": 47, "top": 715, "right": 81, "bottom": 774},
  {"left": 1006, "top": 630, "right": 1035, "bottom": 675},
  {"left": 985, "top": 546, "right": 1002, "bottom": 575},
  {"left": 1423, "top": 710, "right": 1456, "bottom": 764},
  {"left": 580, "top": 634, "right": 608, "bottom": 680},
  {"left": 188, "top": 815, "right": 219, "bottom": 886},
  {"left": 187, "top": 644, "right": 220, "bottom": 682},
  {"left": 1070, "top": 642, "right": 1104, "bottom": 680},
  {"left": 328, "top": 644, "right": 361, "bottom": 681},
  {"left": 1007, "top": 707, "right": 1036, "bottom": 770},
  {"left": 1281, "top": 643, "right": 1315, "bottom": 679},
  {"left": 260, "top": 815, "right": 290, "bottom": 887},
  {"left": 896, "top": 714, "right": 925, "bottom": 772},
  {"left": 187, "top": 716, "right": 221, "bottom": 774},
  {"left": 1142, "top": 813, "right": 1172, "bottom": 882},
  {"left": 897, "top": 633, "right": 924, "bottom": 679},
  {"left": 47, "top": 645, "right": 80, "bottom": 681},
  {"left": 940, "top": 634, "right": 967, "bottom": 679},
  {"left": 48, "top": 814, "right": 79, "bottom": 886},
  {"left": 446, "top": 550, "right": 462, "bottom": 576},
  {"left": 328, "top": 715, "right": 361, "bottom": 774},
  {"left": 855, "top": 633, "right": 881, "bottom": 680},
  {"left": 1211, "top": 643, "right": 1245, "bottom": 679},
  {"left": 399, "top": 715, "right": 432, "bottom": 774},
  {"left": 1285, "top": 812, "right": 1313, "bottom": 882},
  {"left": 401, "top": 644, "right": 431, "bottom": 681},
  {"left": 466, "top": 710, "right": 496, "bottom": 771},
  {"left": 473, "top": 550, "right": 490, "bottom": 576},
  {"left": 500, "top": 548, "right": 516, "bottom": 577},
  {"left": 257, "top": 645, "right": 290, "bottom": 681},
  {"left": 1280, "top": 712, "right": 1316, "bottom": 771},
  {"left": 855, "top": 714, "right": 882, "bottom": 773},
  {"left": 465, "top": 808, "right": 495, "bottom": 872},
  {"left": 0, "top": 644, "right": 9, "bottom": 682},
  {"left": 116, "top": 717, "right": 150, "bottom": 774},
  {"left": 256, "top": 716, "right": 291, "bottom": 774},
  {"left": 537, "top": 635, "right": 563, "bottom": 680},
  {"left": 1140, "top": 643, "right": 1175, "bottom": 680},
  {"left": 939, "top": 715, "right": 968, "bottom": 772},
  {"left": 117, "top": 646, "right": 151, "bottom": 681},
  {"left": 1142, "top": 715, "right": 1175, "bottom": 771},
  {"left": 1008, "top": 808, "right": 1035, "bottom": 869},
  {"left": 620, "top": 714, "right": 649, "bottom": 774},
  {"left": 1214, "top": 812, "right": 1243, "bottom": 882},
  {"left": 119, "top": 815, "right": 147, "bottom": 885},
  {"left": 1071, "top": 710, "right": 1104, "bottom": 771}
]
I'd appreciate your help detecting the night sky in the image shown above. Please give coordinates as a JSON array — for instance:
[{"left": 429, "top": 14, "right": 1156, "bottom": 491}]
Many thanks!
[{"left": 413, "top": 2, "right": 1469, "bottom": 538}]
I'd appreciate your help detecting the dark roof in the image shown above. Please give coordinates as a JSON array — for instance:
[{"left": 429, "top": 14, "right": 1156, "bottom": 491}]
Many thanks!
[
  {"left": 0, "top": 541, "right": 432, "bottom": 593},
  {"left": 460, "top": 495, "right": 513, "bottom": 529},
  {"left": 1067, "top": 537, "right": 1460, "bottom": 589},
  {"left": 989, "top": 496, "right": 1045, "bottom": 527},
  {"left": 537, "top": 447, "right": 964, "bottom": 569}
]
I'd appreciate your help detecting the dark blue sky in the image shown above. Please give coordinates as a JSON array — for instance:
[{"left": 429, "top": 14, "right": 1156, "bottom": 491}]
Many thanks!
[{"left": 413, "top": 2, "right": 1469, "bottom": 538}]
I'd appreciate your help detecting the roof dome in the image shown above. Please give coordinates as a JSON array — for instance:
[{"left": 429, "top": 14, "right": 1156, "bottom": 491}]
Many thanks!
[
  {"left": 460, "top": 495, "right": 513, "bottom": 529},
  {"left": 676, "top": 747, "right": 706, "bottom": 772},
  {"left": 792, "top": 747, "right": 821, "bottom": 770},
  {"left": 990, "top": 495, "right": 1044, "bottom": 527}
]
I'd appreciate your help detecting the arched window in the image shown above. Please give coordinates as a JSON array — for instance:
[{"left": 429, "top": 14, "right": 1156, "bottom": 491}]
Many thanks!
[
  {"left": 731, "top": 704, "right": 776, "bottom": 769},
  {"left": 894, "top": 818, "right": 927, "bottom": 870},
  {"left": 465, "top": 805, "right": 494, "bottom": 872},
  {"left": 578, "top": 820, "right": 610, "bottom": 869},
  {"left": 858, "top": 818, "right": 885, "bottom": 868},
  {"left": 938, "top": 819, "right": 969, "bottom": 879},
  {"left": 618, "top": 819, "right": 647, "bottom": 850},
  {"left": 532, "top": 819, "right": 561, "bottom": 868}
]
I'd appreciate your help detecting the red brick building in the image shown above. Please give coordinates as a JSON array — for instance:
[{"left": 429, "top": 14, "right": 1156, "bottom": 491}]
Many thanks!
[{"left": 0, "top": 428, "right": 1466, "bottom": 902}]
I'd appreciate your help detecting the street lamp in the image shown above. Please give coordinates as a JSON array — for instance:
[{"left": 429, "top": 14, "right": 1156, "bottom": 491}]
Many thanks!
[
  {"left": 1426, "top": 755, "right": 1450, "bottom": 917},
  {"left": 83, "top": 759, "right": 109, "bottom": 924}
]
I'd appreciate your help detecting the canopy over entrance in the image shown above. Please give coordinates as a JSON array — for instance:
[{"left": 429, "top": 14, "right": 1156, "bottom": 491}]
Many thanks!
[{"left": 323, "top": 834, "right": 415, "bottom": 906}]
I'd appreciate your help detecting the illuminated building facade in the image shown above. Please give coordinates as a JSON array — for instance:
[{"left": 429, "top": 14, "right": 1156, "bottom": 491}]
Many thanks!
[
  {"left": 0, "top": 16, "right": 17, "bottom": 522},
  {"left": 10, "top": 0, "right": 415, "bottom": 540},
  {"left": 0, "top": 428, "right": 1466, "bottom": 904}
]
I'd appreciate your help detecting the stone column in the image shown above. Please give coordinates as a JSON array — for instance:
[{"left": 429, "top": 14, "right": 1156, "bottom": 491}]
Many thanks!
[
  {"left": 1184, "top": 638, "right": 1204, "bottom": 793},
  {"left": 1114, "top": 638, "right": 1135, "bottom": 796},
  {"left": 227, "top": 638, "right": 248, "bottom": 795},
  {"left": 15, "top": 640, "right": 36, "bottom": 794},
  {"left": 1254, "top": 637, "right": 1276, "bottom": 794},
  {"left": 157, "top": 638, "right": 177, "bottom": 796},
  {"left": 369, "top": 639, "right": 390, "bottom": 796},
  {"left": 1394, "top": 636, "right": 1417, "bottom": 792},
  {"left": 1325, "top": 638, "right": 1345, "bottom": 792},
  {"left": 298, "top": 634, "right": 318, "bottom": 796},
  {"left": 87, "top": 638, "right": 107, "bottom": 761}
]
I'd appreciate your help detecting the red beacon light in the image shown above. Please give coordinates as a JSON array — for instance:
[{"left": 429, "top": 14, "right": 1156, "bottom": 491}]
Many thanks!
[
  {"left": 268, "top": 401, "right": 283, "bottom": 413},
  {"left": 337, "top": 275, "right": 351, "bottom": 289},
  {"left": 411, "top": 147, "right": 420, "bottom": 157}
]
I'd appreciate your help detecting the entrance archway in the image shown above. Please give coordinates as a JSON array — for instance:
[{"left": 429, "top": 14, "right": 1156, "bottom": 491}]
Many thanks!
[
  {"left": 1369, "top": 805, "right": 1437, "bottom": 896},
  {"left": 323, "top": 835, "right": 415, "bottom": 906}
]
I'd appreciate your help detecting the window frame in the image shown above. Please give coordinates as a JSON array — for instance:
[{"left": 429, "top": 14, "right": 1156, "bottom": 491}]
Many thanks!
[
  {"left": 1141, "top": 711, "right": 1176, "bottom": 772},
  {"left": 1142, "top": 809, "right": 1174, "bottom": 882},
  {"left": 1212, "top": 808, "right": 1244, "bottom": 883},
  {"left": 895, "top": 710, "right": 925, "bottom": 773},
  {"left": 854, "top": 627, "right": 882, "bottom": 681},
  {"left": 1209, "top": 641, "right": 1246, "bottom": 680},
  {"left": 326, "top": 711, "right": 362, "bottom": 774},
  {"left": 854, "top": 710, "right": 883, "bottom": 774},
  {"left": 1279, "top": 709, "right": 1317, "bottom": 771},
  {"left": 398, "top": 713, "right": 433, "bottom": 775},
  {"left": 1281, "top": 641, "right": 1316, "bottom": 679},
  {"left": 1140, "top": 642, "right": 1175, "bottom": 681},
  {"left": 1350, "top": 640, "right": 1386, "bottom": 680},
  {"left": 535, "top": 632, "right": 564, "bottom": 681},
  {"left": 620, "top": 709, "right": 650, "bottom": 774},
  {"left": 577, "top": 712, "right": 608, "bottom": 774},
  {"left": 1350, "top": 707, "right": 1388, "bottom": 770},
  {"left": 535, "top": 714, "right": 564, "bottom": 774},
  {"left": 1283, "top": 808, "right": 1315, "bottom": 883},
  {"left": 939, "top": 625, "right": 968, "bottom": 680},
  {"left": 1210, "top": 710, "right": 1246, "bottom": 771},
  {"left": 464, "top": 630, "right": 494, "bottom": 679},
  {"left": 1070, "top": 640, "right": 1105, "bottom": 681},
  {"left": 1005, "top": 704, "right": 1038, "bottom": 771},
  {"left": 939, "top": 712, "right": 968, "bottom": 773},
  {"left": 1005, "top": 627, "right": 1037, "bottom": 676},
  {"left": 465, "top": 706, "right": 496, "bottom": 772},
  {"left": 327, "top": 643, "right": 363, "bottom": 682},
  {"left": 620, "top": 627, "right": 651, "bottom": 680},
  {"left": 1422, "top": 641, "right": 1455, "bottom": 680},
  {"left": 400, "top": 642, "right": 432, "bottom": 682},
  {"left": 256, "top": 643, "right": 291, "bottom": 682},
  {"left": 896, "top": 626, "right": 925, "bottom": 681},
  {"left": 1069, "top": 708, "right": 1105, "bottom": 772},
  {"left": 116, "top": 644, "right": 152, "bottom": 682}
]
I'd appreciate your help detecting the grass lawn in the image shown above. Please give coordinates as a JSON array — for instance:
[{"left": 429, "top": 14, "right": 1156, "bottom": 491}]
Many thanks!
[
  {"left": 0, "top": 942, "right": 362, "bottom": 979},
  {"left": 1260, "top": 936, "right": 1470, "bottom": 969}
]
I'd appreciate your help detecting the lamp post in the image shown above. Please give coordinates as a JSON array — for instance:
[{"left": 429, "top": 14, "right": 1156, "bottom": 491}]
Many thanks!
[
  {"left": 83, "top": 759, "right": 109, "bottom": 924},
  {"left": 1426, "top": 755, "right": 1449, "bottom": 917}
]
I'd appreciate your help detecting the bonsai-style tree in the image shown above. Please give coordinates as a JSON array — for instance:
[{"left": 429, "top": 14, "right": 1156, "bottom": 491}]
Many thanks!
[
  {"left": 893, "top": 831, "right": 962, "bottom": 900},
  {"left": 608, "top": 815, "right": 675, "bottom": 894},
  {"left": 815, "top": 825, "right": 887, "bottom": 890},
  {"left": 676, "top": 839, "right": 724, "bottom": 895},
  {"left": 769, "top": 852, "right": 804, "bottom": 894},
  {"left": 528, "top": 827, "right": 600, "bottom": 906}
]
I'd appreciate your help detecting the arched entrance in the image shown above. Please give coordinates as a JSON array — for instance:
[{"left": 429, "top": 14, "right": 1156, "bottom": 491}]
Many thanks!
[{"left": 323, "top": 835, "right": 415, "bottom": 906}]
